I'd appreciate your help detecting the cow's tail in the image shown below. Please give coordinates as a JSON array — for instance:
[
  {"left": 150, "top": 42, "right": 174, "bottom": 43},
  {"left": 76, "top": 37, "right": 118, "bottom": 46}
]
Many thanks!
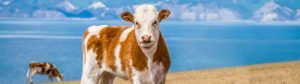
[
  {"left": 26, "top": 67, "right": 31, "bottom": 79},
  {"left": 26, "top": 67, "right": 31, "bottom": 84}
]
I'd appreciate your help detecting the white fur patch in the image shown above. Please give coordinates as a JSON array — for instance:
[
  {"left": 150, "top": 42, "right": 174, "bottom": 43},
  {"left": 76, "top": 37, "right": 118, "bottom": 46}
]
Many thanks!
[
  {"left": 56, "top": 77, "right": 62, "bottom": 81},
  {"left": 131, "top": 67, "right": 142, "bottom": 84},
  {"left": 45, "top": 63, "right": 51, "bottom": 70},
  {"left": 84, "top": 25, "right": 107, "bottom": 50},
  {"left": 134, "top": 4, "right": 157, "bottom": 23},
  {"left": 130, "top": 66, "right": 152, "bottom": 84},
  {"left": 113, "top": 44, "right": 125, "bottom": 76},
  {"left": 87, "top": 50, "right": 98, "bottom": 65},
  {"left": 87, "top": 25, "right": 108, "bottom": 35},
  {"left": 119, "top": 27, "right": 134, "bottom": 42},
  {"left": 81, "top": 50, "right": 102, "bottom": 84}
]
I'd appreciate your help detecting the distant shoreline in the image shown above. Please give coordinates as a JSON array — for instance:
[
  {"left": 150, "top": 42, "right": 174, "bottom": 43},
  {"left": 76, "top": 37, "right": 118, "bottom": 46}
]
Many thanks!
[
  {"left": 45, "top": 61, "right": 300, "bottom": 84},
  {"left": 1, "top": 19, "right": 300, "bottom": 26}
]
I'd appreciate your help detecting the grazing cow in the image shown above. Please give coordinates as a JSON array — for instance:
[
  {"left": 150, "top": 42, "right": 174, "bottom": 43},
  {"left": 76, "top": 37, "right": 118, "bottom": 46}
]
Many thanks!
[
  {"left": 81, "top": 4, "right": 171, "bottom": 84},
  {"left": 27, "top": 62, "right": 63, "bottom": 84}
]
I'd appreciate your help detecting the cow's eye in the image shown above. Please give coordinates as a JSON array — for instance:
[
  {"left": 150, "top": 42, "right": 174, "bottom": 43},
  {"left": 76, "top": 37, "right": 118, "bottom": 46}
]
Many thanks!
[
  {"left": 152, "top": 21, "right": 157, "bottom": 27},
  {"left": 135, "top": 22, "right": 140, "bottom": 26},
  {"left": 135, "top": 22, "right": 140, "bottom": 28}
]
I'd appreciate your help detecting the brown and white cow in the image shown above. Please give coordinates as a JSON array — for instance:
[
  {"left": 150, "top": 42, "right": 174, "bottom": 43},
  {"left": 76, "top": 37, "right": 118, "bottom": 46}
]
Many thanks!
[
  {"left": 27, "top": 62, "right": 63, "bottom": 84},
  {"left": 81, "top": 4, "right": 171, "bottom": 84}
]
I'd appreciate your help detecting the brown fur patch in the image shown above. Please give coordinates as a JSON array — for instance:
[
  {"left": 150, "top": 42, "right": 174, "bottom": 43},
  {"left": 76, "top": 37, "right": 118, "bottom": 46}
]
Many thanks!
[
  {"left": 52, "top": 68, "right": 62, "bottom": 78},
  {"left": 128, "top": 31, "right": 148, "bottom": 71},
  {"left": 30, "top": 62, "right": 47, "bottom": 73},
  {"left": 121, "top": 12, "right": 134, "bottom": 22},
  {"left": 100, "top": 27, "right": 123, "bottom": 71},
  {"left": 86, "top": 30, "right": 106, "bottom": 67},
  {"left": 158, "top": 9, "right": 171, "bottom": 21},
  {"left": 119, "top": 31, "right": 138, "bottom": 77},
  {"left": 153, "top": 33, "right": 171, "bottom": 71}
]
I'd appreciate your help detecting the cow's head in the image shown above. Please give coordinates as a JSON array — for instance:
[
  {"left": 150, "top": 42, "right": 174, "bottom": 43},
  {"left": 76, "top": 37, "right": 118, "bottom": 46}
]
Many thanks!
[
  {"left": 52, "top": 68, "right": 63, "bottom": 81},
  {"left": 121, "top": 4, "right": 170, "bottom": 48},
  {"left": 57, "top": 74, "right": 63, "bottom": 81}
]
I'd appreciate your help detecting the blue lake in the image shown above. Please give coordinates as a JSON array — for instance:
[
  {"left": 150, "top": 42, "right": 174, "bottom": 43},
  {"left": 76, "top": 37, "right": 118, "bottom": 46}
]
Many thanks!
[{"left": 0, "top": 20, "right": 300, "bottom": 83}]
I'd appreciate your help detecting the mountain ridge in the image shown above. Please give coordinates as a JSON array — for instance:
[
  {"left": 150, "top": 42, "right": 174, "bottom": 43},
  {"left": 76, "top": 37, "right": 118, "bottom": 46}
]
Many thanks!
[{"left": 0, "top": 0, "right": 299, "bottom": 22}]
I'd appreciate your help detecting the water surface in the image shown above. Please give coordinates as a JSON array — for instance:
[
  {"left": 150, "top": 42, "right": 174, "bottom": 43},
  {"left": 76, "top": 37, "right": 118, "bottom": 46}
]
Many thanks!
[{"left": 0, "top": 20, "right": 300, "bottom": 83}]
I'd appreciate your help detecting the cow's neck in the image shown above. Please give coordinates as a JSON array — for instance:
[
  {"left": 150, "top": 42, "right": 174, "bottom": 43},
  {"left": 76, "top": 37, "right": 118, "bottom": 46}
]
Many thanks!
[
  {"left": 134, "top": 33, "right": 160, "bottom": 64},
  {"left": 141, "top": 40, "right": 158, "bottom": 64}
]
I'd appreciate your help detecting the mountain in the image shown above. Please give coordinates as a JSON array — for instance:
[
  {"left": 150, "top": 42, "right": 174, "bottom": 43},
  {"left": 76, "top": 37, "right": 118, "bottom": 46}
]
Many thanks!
[
  {"left": 0, "top": 0, "right": 299, "bottom": 22},
  {"left": 252, "top": 0, "right": 297, "bottom": 22}
]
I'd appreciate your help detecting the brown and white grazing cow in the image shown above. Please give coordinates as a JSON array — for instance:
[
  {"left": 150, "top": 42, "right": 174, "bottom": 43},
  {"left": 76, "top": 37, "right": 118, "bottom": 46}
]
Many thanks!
[
  {"left": 81, "top": 4, "right": 171, "bottom": 84},
  {"left": 27, "top": 62, "right": 63, "bottom": 84}
]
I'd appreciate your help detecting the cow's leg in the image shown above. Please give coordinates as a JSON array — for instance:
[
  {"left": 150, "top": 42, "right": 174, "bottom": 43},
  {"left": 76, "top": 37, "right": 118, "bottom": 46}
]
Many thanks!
[
  {"left": 28, "top": 69, "right": 37, "bottom": 84},
  {"left": 131, "top": 66, "right": 167, "bottom": 84},
  {"left": 155, "top": 73, "right": 167, "bottom": 84},
  {"left": 131, "top": 77, "right": 142, "bottom": 84},
  {"left": 81, "top": 56, "right": 102, "bottom": 84},
  {"left": 99, "top": 72, "right": 115, "bottom": 84},
  {"left": 131, "top": 76, "right": 153, "bottom": 84},
  {"left": 131, "top": 70, "right": 153, "bottom": 84},
  {"left": 48, "top": 75, "right": 53, "bottom": 81},
  {"left": 81, "top": 64, "right": 101, "bottom": 84},
  {"left": 150, "top": 62, "right": 168, "bottom": 84},
  {"left": 26, "top": 68, "right": 31, "bottom": 83}
]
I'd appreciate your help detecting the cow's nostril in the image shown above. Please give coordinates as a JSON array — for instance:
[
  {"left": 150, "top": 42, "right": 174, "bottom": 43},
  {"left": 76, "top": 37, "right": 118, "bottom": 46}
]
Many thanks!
[
  {"left": 141, "top": 35, "right": 151, "bottom": 42},
  {"left": 141, "top": 36, "right": 145, "bottom": 40}
]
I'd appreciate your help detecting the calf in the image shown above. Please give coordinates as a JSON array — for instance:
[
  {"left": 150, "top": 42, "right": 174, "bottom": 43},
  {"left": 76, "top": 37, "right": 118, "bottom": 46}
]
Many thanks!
[
  {"left": 81, "top": 4, "right": 171, "bottom": 84},
  {"left": 27, "top": 62, "right": 63, "bottom": 83}
]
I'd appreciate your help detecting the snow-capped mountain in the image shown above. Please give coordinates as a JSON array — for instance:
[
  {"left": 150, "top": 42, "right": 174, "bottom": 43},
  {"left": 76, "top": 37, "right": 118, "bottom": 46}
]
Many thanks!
[
  {"left": 252, "top": 1, "right": 295, "bottom": 22},
  {"left": 88, "top": 1, "right": 106, "bottom": 9},
  {"left": 0, "top": 0, "right": 299, "bottom": 22},
  {"left": 157, "top": 2, "right": 241, "bottom": 21},
  {"left": 297, "top": 9, "right": 300, "bottom": 21},
  {"left": 56, "top": 0, "right": 77, "bottom": 12}
]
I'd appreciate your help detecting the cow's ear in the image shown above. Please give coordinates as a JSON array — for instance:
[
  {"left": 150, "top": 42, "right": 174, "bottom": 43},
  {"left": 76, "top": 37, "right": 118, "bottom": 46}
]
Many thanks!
[
  {"left": 158, "top": 9, "right": 171, "bottom": 21},
  {"left": 121, "top": 12, "right": 134, "bottom": 22}
]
